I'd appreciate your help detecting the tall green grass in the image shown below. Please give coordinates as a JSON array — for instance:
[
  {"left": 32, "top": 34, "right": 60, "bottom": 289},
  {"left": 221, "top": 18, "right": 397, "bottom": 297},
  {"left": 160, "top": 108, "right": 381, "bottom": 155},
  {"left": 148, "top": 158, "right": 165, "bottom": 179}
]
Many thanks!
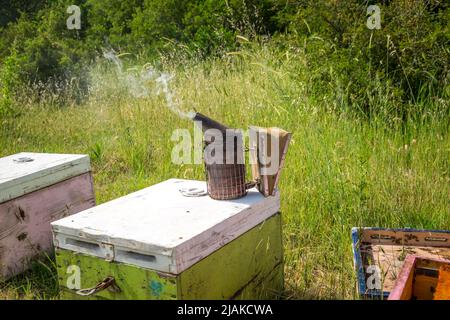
[{"left": 0, "top": 44, "right": 449, "bottom": 299}]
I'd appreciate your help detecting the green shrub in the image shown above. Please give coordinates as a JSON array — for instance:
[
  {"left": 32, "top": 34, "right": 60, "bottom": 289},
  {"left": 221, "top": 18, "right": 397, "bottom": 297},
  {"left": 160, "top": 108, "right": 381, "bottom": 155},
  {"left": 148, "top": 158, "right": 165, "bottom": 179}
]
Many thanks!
[
  {"left": 0, "top": 0, "right": 448, "bottom": 119},
  {"left": 0, "top": 0, "right": 278, "bottom": 99},
  {"left": 0, "top": 0, "right": 47, "bottom": 27},
  {"left": 83, "top": 0, "right": 143, "bottom": 52},
  {"left": 0, "top": 1, "right": 92, "bottom": 105},
  {"left": 0, "top": 47, "right": 25, "bottom": 116},
  {"left": 277, "top": 0, "right": 450, "bottom": 117}
]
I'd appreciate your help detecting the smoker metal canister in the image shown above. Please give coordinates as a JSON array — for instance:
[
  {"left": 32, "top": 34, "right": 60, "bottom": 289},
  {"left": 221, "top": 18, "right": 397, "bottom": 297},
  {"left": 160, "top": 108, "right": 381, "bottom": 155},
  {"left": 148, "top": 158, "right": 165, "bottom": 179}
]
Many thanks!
[
  {"left": 204, "top": 130, "right": 247, "bottom": 200},
  {"left": 205, "top": 162, "right": 247, "bottom": 200},
  {"left": 192, "top": 112, "right": 248, "bottom": 200}
]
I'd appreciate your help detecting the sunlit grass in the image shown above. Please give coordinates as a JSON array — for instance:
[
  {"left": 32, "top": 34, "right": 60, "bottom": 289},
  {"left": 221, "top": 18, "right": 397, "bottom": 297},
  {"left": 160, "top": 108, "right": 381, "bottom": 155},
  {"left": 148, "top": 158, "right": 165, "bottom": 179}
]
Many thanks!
[{"left": 0, "top": 44, "right": 449, "bottom": 299}]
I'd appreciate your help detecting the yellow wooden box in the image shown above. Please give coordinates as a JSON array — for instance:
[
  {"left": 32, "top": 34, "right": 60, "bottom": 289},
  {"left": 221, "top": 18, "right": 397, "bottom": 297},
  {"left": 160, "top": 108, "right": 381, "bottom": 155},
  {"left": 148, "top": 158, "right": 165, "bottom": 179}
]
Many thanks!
[{"left": 52, "top": 179, "right": 284, "bottom": 299}]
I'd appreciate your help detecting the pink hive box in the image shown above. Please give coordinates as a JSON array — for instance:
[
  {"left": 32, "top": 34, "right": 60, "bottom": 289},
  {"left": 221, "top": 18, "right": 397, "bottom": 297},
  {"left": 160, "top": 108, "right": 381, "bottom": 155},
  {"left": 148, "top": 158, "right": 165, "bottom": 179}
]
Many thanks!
[{"left": 0, "top": 152, "right": 95, "bottom": 281}]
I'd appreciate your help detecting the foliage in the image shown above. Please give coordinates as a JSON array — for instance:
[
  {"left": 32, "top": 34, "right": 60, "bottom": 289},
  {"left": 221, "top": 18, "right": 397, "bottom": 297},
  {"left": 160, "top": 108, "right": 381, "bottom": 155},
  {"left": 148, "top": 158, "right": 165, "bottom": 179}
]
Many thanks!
[
  {"left": 0, "top": 47, "right": 25, "bottom": 116},
  {"left": 0, "top": 0, "right": 448, "bottom": 118},
  {"left": 277, "top": 0, "right": 450, "bottom": 117}
]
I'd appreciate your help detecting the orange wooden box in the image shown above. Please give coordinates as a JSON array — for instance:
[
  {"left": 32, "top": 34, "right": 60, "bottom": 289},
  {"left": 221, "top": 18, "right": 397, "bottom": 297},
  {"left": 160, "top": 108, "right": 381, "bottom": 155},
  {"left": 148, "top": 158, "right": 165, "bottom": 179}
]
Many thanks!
[{"left": 388, "top": 255, "right": 450, "bottom": 300}]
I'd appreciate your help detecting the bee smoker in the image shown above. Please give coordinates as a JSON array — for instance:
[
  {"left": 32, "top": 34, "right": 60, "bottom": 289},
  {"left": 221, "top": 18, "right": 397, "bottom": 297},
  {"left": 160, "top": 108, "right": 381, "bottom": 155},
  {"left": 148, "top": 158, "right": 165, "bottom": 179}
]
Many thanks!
[{"left": 191, "top": 112, "right": 291, "bottom": 200}]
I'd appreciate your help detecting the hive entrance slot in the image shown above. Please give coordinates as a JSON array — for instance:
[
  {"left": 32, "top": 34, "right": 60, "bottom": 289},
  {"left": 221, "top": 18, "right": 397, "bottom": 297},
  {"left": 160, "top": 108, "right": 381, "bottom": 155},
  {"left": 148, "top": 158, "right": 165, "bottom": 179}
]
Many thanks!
[
  {"left": 117, "top": 250, "right": 157, "bottom": 263},
  {"left": 370, "top": 234, "right": 395, "bottom": 240},
  {"left": 66, "top": 238, "right": 99, "bottom": 251},
  {"left": 425, "top": 237, "right": 448, "bottom": 243}
]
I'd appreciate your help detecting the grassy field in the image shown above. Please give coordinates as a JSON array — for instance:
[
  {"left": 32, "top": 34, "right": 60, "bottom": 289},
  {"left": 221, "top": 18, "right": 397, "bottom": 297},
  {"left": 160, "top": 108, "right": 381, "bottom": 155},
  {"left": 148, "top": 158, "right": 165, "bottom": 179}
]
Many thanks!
[{"left": 1, "top": 45, "right": 449, "bottom": 299}]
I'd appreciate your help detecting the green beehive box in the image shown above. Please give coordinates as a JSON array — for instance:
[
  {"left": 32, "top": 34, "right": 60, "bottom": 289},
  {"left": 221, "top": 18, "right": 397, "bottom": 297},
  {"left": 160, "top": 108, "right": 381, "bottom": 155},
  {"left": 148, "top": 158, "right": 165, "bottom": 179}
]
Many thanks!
[{"left": 52, "top": 179, "right": 283, "bottom": 300}]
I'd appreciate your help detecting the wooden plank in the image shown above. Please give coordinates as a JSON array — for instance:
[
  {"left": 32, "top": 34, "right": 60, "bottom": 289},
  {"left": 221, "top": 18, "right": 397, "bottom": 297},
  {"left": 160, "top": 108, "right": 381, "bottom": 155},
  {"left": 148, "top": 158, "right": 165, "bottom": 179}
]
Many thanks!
[
  {"left": 0, "top": 152, "right": 91, "bottom": 203},
  {"left": 387, "top": 255, "right": 416, "bottom": 300},
  {"left": 435, "top": 265, "right": 450, "bottom": 300},
  {"left": 413, "top": 274, "right": 438, "bottom": 300},
  {"left": 233, "top": 263, "right": 284, "bottom": 300},
  {"left": 52, "top": 179, "right": 280, "bottom": 274},
  {"left": 0, "top": 172, "right": 95, "bottom": 280},
  {"left": 178, "top": 213, "right": 283, "bottom": 299},
  {"left": 360, "top": 228, "right": 450, "bottom": 247},
  {"left": 56, "top": 214, "right": 283, "bottom": 300},
  {"left": 412, "top": 257, "right": 448, "bottom": 300}
]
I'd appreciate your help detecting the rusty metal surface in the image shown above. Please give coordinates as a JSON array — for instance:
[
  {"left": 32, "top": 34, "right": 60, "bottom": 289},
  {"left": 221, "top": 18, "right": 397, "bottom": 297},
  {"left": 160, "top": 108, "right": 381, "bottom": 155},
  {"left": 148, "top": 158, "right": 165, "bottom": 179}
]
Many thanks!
[
  {"left": 76, "top": 276, "right": 121, "bottom": 296},
  {"left": 205, "top": 163, "right": 247, "bottom": 200}
]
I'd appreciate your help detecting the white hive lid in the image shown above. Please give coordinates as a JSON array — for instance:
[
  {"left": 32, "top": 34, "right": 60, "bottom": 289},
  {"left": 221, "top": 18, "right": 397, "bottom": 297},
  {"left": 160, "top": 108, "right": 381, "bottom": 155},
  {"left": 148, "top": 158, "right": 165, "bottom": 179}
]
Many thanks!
[
  {"left": 0, "top": 152, "right": 91, "bottom": 203},
  {"left": 52, "top": 179, "right": 280, "bottom": 274}
]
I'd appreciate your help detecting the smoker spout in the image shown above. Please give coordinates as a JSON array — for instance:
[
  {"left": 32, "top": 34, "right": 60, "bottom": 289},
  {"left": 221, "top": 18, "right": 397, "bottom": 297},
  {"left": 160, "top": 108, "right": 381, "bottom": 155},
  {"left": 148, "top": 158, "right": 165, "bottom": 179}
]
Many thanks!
[{"left": 191, "top": 112, "right": 229, "bottom": 133}]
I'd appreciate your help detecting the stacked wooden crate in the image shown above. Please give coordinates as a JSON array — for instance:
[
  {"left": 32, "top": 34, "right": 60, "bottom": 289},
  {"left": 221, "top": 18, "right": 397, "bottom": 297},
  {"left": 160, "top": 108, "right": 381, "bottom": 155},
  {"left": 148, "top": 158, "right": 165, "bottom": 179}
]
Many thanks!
[
  {"left": 52, "top": 179, "right": 284, "bottom": 299},
  {"left": 0, "top": 152, "right": 95, "bottom": 281}
]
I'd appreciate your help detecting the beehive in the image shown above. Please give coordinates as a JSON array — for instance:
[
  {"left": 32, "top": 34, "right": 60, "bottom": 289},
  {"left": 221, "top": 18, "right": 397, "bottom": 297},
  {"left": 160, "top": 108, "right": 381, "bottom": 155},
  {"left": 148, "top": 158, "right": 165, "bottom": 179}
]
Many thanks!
[
  {"left": 52, "top": 179, "right": 284, "bottom": 299},
  {"left": 0, "top": 152, "right": 95, "bottom": 281}
]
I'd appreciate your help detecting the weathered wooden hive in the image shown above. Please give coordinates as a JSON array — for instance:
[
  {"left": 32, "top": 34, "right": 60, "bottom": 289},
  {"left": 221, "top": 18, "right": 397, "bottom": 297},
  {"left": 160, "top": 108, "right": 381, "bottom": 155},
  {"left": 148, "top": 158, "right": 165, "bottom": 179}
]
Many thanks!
[
  {"left": 52, "top": 179, "right": 284, "bottom": 299},
  {"left": 0, "top": 152, "right": 95, "bottom": 281}
]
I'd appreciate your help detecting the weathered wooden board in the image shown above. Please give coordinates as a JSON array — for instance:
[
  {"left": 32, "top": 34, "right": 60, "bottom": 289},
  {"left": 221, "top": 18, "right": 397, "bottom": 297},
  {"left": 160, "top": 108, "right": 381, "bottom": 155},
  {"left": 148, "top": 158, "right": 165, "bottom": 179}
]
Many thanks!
[
  {"left": 435, "top": 265, "right": 450, "bottom": 300},
  {"left": 0, "top": 172, "right": 95, "bottom": 281},
  {"left": 178, "top": 213, "right": 283, "bottom": 299},
  {"left": 389, "top": 255, "right": 415, "bottom": 300},
  {"left": 233, "top": 263, "right": 284, "bottom": 300},
  {"left": 58, "top": 251, "right": 178, "bottom": 300},
  {"left": 57, "top": 214, "right": 283, "bottom": 300},
  {"left": 352, "top": 227, "right": 450, "bottom": 299},
  {"left": 388, "top": 255, "right": 450, "bottom": 300},
  {"left": 0, "top": 152, "right": 91, "bottom": 204},
  {"left": 52, "top": 179, "right": 280, "bottom": 274}
]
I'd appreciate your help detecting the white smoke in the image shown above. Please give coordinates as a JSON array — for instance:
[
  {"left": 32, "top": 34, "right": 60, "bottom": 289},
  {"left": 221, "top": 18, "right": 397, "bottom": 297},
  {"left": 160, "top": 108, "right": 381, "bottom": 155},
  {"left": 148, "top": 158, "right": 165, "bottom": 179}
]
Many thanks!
[
  {"left": 103, "top": 50, "right": 123, "bottom": 72},
  {"left": 103, "top": 50, "right": 194, "bottom": 119}
]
